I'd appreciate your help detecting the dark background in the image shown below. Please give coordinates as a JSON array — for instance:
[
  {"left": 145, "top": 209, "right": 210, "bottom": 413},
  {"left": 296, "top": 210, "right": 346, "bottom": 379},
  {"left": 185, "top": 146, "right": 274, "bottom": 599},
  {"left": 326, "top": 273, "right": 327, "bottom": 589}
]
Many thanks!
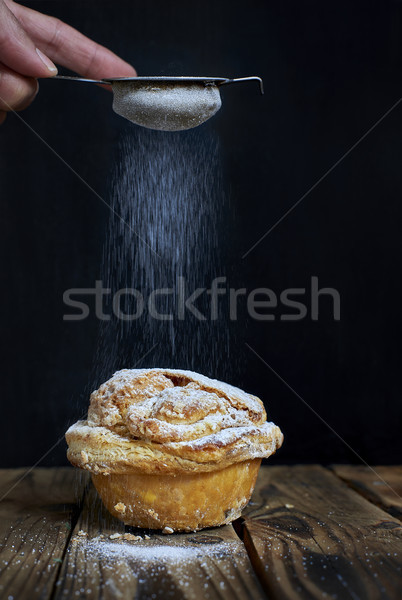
[{"left": 1, "top": 0, "right": 401, "bottom": 466}]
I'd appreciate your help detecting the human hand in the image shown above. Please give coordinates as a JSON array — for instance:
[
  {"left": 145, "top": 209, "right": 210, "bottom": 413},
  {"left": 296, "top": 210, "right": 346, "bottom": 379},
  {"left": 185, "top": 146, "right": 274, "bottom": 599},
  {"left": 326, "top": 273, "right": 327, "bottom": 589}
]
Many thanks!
[{"left": 0, "top": 0, "right": 136, "bottom": 124}]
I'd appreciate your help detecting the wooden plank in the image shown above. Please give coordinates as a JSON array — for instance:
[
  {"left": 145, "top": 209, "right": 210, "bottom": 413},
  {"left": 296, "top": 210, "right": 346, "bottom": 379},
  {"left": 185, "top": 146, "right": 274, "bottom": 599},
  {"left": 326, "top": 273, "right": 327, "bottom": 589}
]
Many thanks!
[
  {"left": 241, "top": 465, "right": 402, "bottom": 600},
  {"left": 332, "top": 465, "right": 402, "bottom": 521},
  {"left": 54, "top": 482, "right": 266, "bottom": 600},
  {"left": 0, "top": 467, "right": 86, "bottom": 600}
]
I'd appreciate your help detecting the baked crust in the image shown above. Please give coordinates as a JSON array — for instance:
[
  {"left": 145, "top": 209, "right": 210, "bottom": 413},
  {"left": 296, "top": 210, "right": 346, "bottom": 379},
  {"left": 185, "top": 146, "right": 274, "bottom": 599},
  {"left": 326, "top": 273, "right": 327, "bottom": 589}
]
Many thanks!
[
  {"left": 91, "top": 459, "right": 262, "bottom": 531},
  {"left": 66, "top": 368, "right": 283, "bottom": 475}
]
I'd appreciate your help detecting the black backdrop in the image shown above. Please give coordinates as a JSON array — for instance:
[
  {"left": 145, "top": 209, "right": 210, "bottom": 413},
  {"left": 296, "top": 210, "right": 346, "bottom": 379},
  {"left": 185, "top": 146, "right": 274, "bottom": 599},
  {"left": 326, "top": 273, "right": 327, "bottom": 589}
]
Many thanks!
[{"left": 1, "top": 0, "right": 401, "bottom": 466}]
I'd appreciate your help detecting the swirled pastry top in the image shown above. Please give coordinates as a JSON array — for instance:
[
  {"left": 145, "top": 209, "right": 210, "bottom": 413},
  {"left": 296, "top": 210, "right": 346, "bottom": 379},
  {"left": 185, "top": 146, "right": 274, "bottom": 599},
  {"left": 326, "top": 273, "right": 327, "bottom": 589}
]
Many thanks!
[{"left": 66, "top": 368, "right": 283, "bottom": 475}]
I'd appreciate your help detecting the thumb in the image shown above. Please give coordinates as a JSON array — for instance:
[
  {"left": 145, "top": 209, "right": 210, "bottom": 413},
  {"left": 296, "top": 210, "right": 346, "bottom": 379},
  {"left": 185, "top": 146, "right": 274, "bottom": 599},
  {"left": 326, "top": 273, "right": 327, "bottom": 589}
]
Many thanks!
[{"left": 0, "top": 0, "right": 57, "bottom": 77}]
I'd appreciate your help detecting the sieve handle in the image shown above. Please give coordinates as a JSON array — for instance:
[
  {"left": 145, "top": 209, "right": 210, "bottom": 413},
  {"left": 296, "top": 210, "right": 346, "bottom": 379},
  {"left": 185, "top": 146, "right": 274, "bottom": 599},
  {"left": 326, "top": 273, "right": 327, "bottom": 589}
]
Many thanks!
[
  {"left": 52, "top": 75, "right": 106, "bottom": 84},
  {"left": 220, "top": 76, "right": 264, "bottom": 95}
]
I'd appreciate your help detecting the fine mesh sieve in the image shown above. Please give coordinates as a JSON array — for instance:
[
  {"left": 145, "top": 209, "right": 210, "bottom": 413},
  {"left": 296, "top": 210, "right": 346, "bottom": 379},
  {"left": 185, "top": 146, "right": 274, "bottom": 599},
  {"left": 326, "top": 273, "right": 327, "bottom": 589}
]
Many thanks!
[{"left": 52, "top": 76, "right": 264, "bottom": 131}]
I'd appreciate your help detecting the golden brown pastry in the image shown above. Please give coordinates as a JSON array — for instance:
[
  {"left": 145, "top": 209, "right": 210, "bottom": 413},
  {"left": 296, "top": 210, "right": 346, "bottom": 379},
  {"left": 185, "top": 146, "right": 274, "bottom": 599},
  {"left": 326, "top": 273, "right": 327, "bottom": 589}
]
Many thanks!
[{"left": 66, "top": 368, "right": 283, "bottom": 532}]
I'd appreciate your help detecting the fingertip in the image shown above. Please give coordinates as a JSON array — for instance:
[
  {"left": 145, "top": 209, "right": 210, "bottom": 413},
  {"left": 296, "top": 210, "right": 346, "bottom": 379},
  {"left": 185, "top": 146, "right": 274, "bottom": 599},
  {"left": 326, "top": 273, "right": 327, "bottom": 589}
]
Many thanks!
[
  {"left": 123, "top": 64, "right": 137, "bottom": 77},
  {"left": 97, "top": 63, "right": 136, "bottom": 92},
  {"left": 114, "top": 58, "right": 137, "bottom": 77},
  {"left": 0, "top": 111, "right": 7, "bottom": 125},
  {"left": 95, "top": 60, "right": 137, "bottom": 81},
  {"left": 35, "top": 48, "right": 58, "bottom": 76}
]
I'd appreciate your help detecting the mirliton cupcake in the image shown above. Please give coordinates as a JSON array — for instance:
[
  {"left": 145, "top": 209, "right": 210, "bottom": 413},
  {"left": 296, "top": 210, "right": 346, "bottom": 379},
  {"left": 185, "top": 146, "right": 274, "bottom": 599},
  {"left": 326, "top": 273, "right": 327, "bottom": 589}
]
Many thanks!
[{"left": 66, "top": 368, "right": 283, "bottom": 532}]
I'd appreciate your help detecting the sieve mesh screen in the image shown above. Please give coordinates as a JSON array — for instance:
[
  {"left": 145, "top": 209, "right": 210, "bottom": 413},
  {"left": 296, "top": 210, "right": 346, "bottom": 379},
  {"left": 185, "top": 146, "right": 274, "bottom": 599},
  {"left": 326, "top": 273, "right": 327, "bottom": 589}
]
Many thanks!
[{"left": 111, "top": 82, "right": 222, "bottom": 131}]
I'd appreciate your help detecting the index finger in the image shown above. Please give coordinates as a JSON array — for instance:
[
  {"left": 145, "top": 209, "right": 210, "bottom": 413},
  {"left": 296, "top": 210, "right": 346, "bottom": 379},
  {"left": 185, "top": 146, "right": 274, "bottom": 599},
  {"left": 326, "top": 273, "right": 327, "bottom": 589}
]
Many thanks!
[{"left": 6, "top": 1, "right": 137, "bottom": 79}]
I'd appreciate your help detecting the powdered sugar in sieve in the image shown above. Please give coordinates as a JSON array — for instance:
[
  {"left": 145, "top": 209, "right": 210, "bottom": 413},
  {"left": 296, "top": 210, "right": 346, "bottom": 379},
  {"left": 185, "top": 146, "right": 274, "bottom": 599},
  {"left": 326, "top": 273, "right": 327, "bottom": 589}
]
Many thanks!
[{"left": 111, "top": 81, "right": 222, "bottom": 131}]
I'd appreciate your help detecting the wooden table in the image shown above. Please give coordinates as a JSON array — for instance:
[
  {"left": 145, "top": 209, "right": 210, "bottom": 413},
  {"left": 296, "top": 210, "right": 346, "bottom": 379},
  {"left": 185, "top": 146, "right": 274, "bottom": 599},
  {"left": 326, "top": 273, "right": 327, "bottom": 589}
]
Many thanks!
[{"left": 0, "top": 465, "right": 400, "bottom": 599}]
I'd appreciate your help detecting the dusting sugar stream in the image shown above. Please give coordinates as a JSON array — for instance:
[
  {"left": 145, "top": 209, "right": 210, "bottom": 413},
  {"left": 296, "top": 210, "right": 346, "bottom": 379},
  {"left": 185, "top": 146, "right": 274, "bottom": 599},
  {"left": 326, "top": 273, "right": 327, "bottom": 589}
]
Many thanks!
[{"left": 90, "top": 127, "right": 240, "bottom": 384}]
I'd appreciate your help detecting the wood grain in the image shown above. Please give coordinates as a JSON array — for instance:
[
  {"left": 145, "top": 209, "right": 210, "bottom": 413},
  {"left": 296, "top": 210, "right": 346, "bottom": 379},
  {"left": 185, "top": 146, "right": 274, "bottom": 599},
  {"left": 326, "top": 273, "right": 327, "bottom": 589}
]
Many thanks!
[
  {"left": 332, "top": 465, "right": 402, "bottom": 521},
  {"left": 1, "top": 466, "right": 401, "bottom": 600},
  {"left": 0, "top": 467, "right": 86, "bottom": 600},
  {"left": 241, "top": 465, "right": 402, "bottom": 600},
  {"left": 53, "top": 482, "right": 266, "bottom": 600}
]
